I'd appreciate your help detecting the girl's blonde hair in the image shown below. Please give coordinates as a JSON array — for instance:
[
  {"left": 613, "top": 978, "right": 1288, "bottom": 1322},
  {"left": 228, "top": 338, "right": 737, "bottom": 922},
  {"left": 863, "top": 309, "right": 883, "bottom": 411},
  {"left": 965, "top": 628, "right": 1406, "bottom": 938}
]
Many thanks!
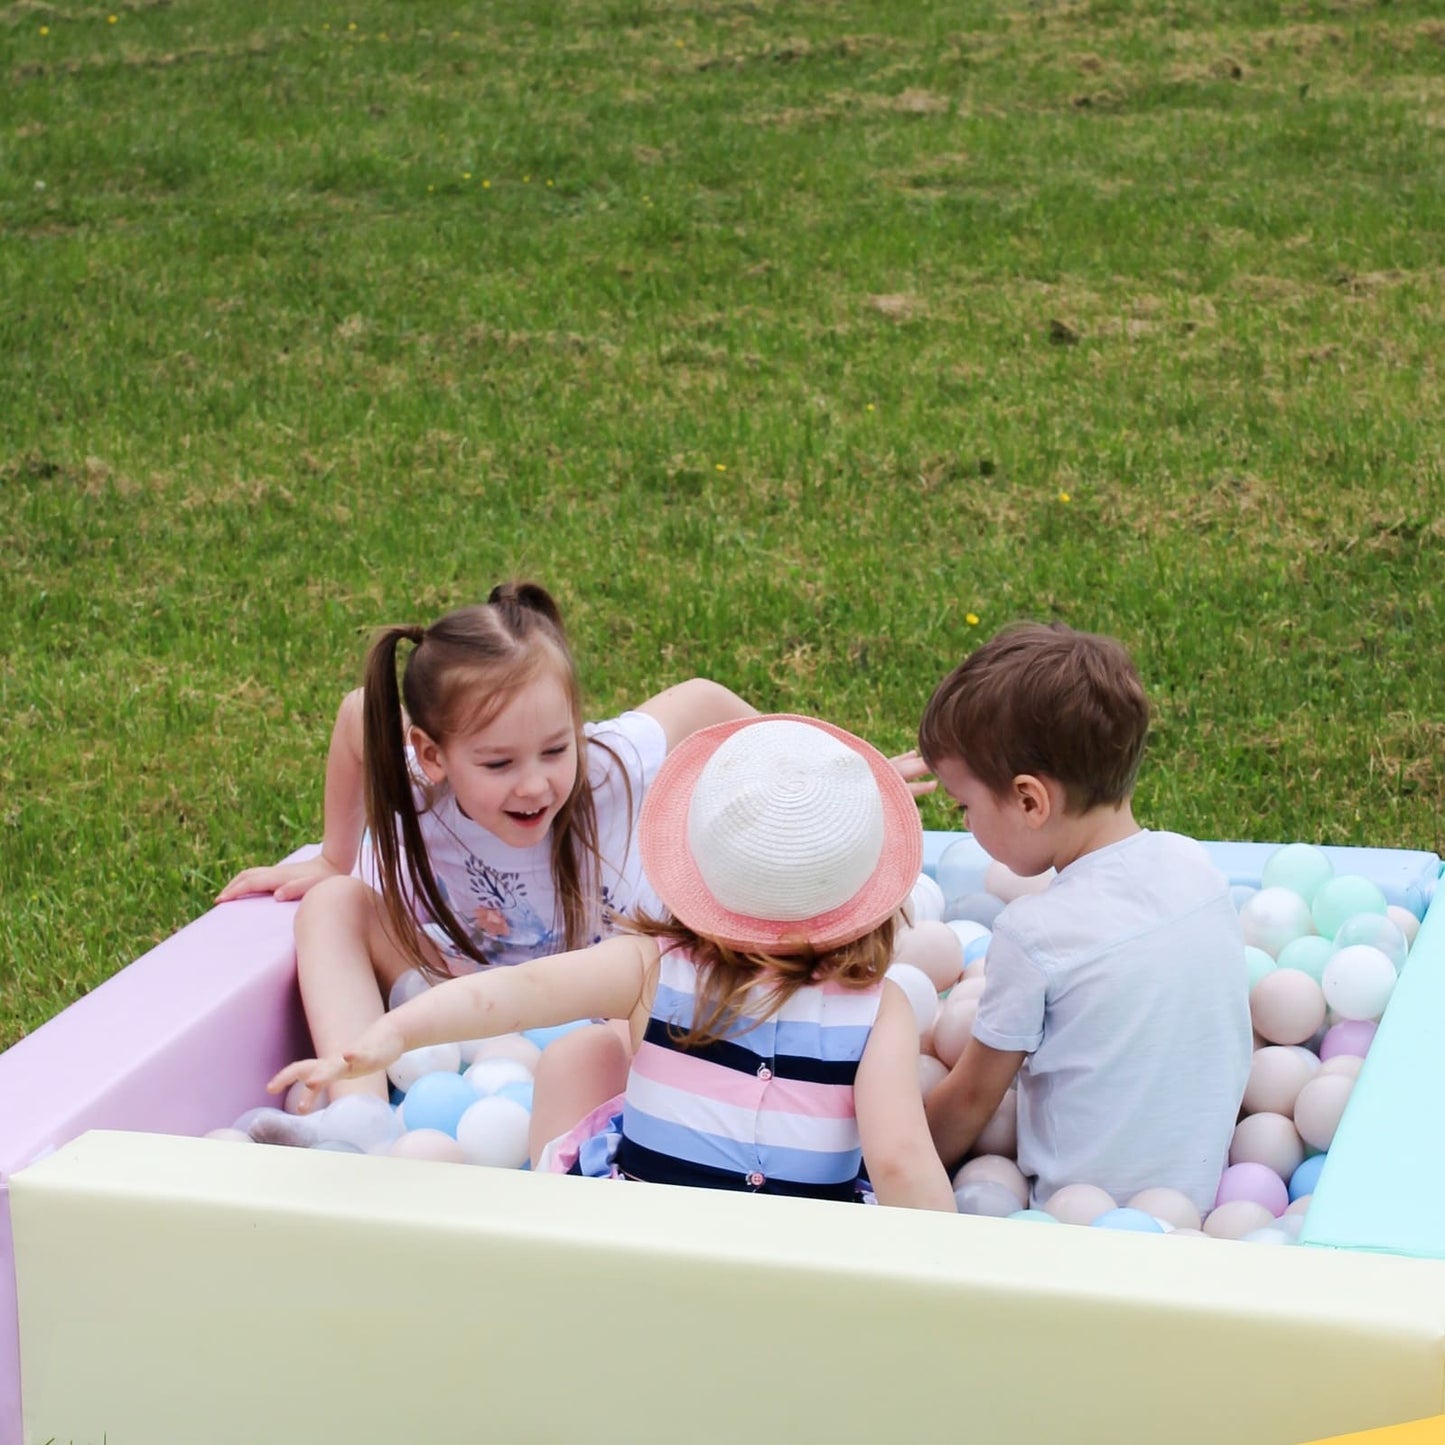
[
  {"left": 625, "top": 911, "right": 899, "bottom": 1050},
  {"left": 362, "top": 581, "right": 628, "bottom": 980}
]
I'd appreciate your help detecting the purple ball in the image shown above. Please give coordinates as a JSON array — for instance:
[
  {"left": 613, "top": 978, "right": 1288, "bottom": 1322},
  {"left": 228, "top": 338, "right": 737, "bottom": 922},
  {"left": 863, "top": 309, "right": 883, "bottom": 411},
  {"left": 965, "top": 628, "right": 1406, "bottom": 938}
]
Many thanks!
[
  {"left": 1319, "top": 1019, "right": 1377, "bottom": 1061},
  {"left": 1215, "top": 1161, "right": 1289, "bottom": 1218}
]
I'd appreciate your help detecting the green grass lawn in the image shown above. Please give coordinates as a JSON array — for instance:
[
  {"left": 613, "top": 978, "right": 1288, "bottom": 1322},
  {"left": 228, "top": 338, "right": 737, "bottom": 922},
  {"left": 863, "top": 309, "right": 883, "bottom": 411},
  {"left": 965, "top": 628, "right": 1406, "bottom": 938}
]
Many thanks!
[{"left": 2, "top": 0, "right": 1442, "bottom": 1048}]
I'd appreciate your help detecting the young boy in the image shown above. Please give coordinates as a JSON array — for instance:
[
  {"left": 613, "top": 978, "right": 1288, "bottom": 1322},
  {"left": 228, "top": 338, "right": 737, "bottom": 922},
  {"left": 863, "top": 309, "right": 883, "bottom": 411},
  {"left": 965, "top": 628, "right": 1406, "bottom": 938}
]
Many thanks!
[{"left": 918, "top": 622, "right": 1251, "bottom": 1214}]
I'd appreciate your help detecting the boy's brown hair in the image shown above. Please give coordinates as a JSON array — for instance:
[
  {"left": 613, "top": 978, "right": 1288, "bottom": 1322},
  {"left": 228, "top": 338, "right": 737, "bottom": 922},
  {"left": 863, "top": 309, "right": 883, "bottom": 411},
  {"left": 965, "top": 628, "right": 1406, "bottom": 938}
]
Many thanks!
[{"left": 918, "top": 622, "right": 1150, "bottom": 812}]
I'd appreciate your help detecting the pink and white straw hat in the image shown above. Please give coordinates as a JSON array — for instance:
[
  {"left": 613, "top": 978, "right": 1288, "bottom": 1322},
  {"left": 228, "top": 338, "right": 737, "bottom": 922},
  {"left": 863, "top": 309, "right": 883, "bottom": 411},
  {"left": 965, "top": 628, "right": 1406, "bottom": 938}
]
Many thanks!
[{"left": 639, "top": 714, "right": 923, "bottom": 953}]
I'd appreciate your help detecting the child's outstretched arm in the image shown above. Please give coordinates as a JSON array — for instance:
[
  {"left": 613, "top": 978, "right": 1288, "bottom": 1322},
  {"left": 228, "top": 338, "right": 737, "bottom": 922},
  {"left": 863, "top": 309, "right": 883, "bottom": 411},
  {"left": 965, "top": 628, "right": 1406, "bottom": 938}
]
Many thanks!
[
  {"left": 853, "top": 982, "right": 957, "bottom": 1212},
  {"left": 635, "top": 678, "right": 757, "bottom": 750},
  {"left": 267, "top": 932, "right": 660, "bottom": 1107},
  {"left": 924, "top": 1038, "right": 1026, "bottom": 1172},
  {"left": 218, "top": 688, "right": 368, "bottom": 902}
]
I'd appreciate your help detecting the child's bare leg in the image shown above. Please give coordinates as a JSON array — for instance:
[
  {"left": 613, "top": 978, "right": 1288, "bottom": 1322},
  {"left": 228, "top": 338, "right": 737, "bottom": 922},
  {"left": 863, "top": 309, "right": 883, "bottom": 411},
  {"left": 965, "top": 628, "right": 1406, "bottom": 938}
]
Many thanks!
[
  {"left": 528, "top": 1022, "right": 630, "bottom": 1164},
  {"left": 293, "top": 875, "right": 430, "bottom": 1103}
]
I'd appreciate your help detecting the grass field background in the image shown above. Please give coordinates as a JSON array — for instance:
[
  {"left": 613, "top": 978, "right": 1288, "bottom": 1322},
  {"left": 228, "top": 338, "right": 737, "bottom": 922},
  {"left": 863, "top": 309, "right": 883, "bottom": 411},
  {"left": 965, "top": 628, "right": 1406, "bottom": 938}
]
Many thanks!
[{"left": 2, "top": 0, "right": 1442, "bottom": 1049}]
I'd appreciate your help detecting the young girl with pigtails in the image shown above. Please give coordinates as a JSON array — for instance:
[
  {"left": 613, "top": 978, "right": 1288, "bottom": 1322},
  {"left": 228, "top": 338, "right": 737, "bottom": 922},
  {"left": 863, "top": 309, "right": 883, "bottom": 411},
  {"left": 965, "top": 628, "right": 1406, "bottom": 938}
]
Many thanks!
[{"left": 221, "top": 582, "right": 756, "bottom": 1156}]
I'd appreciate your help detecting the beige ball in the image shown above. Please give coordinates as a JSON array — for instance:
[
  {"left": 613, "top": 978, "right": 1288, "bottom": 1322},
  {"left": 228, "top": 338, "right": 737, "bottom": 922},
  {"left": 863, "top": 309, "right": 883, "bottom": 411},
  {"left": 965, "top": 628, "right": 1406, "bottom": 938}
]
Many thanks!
[
  {"left": 894, "top": 920, "right": 965, "bottom": 992},
  {"left": 918, "top": 1053, "right": 950, "bottom": 1096},
  {"left": 975, "top": 1088, "right": 1018, "bottom": 1159},
  {"left": 951, "top": 975, "right": 988, "bottom": 1002},
  {"left": 1293, "top": 1074, "right": 1355, "bottom": 1151},
  {"left": 1044, "top": 1183, "right": 1116, "bottom": 1225},
  {"left": 1242, "top": 1046, "right": 1316, "bottom": 1117},
  {"left": 1250, "top": 970, "right": 1327, "bottom": 1045},
  {"left": 1126, "top": 1187, "right": 1202, "bottom": 1232},
  {"left": 953, "top": 1154, "right": 1029, "bottom": 1208},
  {"left": 984, "top": 859, "right": 1055, "bottom": 902},
  {"left": 1284, "top": 1194, "right": 1313, "bottom": 1217},
  {"left": 1203, "top": 1200, "right": 1276, "bottom": 1240},
  {"left": 1230, "top": 1112, "right": 1306, "bottom": 1182},
  {"left": 930, "top": 994, "right": 979, "bottom": 1068},
  {"left": 886, "top": 964, "right": 942, "bottom": 1036},
  {"left": 1317, "top": 1054, "right": 1363, "bottom": 1081}
]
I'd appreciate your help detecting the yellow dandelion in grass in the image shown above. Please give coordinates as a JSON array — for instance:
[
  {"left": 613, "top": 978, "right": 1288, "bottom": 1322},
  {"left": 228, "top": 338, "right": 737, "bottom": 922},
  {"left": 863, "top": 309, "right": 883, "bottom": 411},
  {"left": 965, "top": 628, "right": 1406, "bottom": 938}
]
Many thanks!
[
  {"left": 1058, "top": 490, "right": 1072, "bottom": 503},
  {"left": 715, "top": 464, "right": 727, "bottom": 473},
  {"left": 866, "top": 403, "right": 875, "bottom": 412},
  {"left": 546, "top": 179, "right": 554, "bottom": 187},
  {"left": 39, "top": 24, "right": 49, "bottom": 33},
  {"left": 482, "top": 179, "right": 491, "bottom": 189},
  {"left": 463, "top": 171, "right": 472, "bottom": 180},
  {"left": 347, "top": 21, "right": 357, "bottom": 30},
  {"left": 426, "top": 184, "right": 435, "bottom": 193},
  {"left": 966, "top": 613, "right": 980, "bottom": 626},
  {"left": 523, "top": 175, "right": 531, "bottom": 183},
  {"left": 378, "top": 31, "right": 388, "bottom": 40},
  {"left": 107, "top": 13, "right": 117, "bottom": 22}
]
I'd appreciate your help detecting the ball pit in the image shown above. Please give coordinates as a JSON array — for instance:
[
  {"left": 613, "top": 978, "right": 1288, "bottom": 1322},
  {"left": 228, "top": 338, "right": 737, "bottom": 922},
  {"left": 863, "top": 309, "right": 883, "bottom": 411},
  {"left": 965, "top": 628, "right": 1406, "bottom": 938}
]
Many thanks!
[{"left": 0, "top": 833, "right": 1440, "bottom": 1445}]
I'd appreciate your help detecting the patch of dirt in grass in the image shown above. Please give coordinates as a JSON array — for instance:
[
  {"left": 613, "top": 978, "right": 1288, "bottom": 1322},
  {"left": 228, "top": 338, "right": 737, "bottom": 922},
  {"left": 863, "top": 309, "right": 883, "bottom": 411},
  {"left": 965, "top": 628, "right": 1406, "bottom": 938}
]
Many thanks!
[{"left": 865, "top": 292, "right": 919, "bottom": 320}]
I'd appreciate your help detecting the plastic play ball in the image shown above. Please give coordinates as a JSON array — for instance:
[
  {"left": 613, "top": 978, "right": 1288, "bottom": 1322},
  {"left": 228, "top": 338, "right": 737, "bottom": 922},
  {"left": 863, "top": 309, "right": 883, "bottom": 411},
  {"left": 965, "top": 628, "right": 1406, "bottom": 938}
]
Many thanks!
[
  {"left": 945, "top": 919, "right": 992, "bottom": 970},
  {"left": 495, "top": 1080, "right": 535, "bottom": 1112},
  {"left": 455, "top": 1095, "right": 531, "bottom": 1168},
  {"left": 313, "top": 1094, "right": 404, "bottom": 1153},
  {"left": 1092, "top": 1208, "right": 1166, "bottom": 1234},
  {"left": 1319, "top": 1018, "right": 1377, "bottom": 1062},
  {"left": 953, "top": 1154, "right": 1029, "bottom": 1208},
  {"left": 1274, "top": 935, "right": 1334, "bottom": 983},
  {"left": 1238, "top": 888, "right": 1316, "bottom": 958},
  {"left": 312, "top": 1140, "right": 365, "bottom": 1153},
  {"left": 1318, "top": 1055, "right": 1363, "bottom": 1081},
  {"left": 1126, "top": 1188, "right": 1201, "bottom": 1232},
  {"left": 1311, "top": 875, "right": 1388, "bottom": 940},
  {"left": 907, "top": 872, "right": 947, "bottom": 925},
  {"left": 387, "top": 1041, "right": 463, "bottom": 1093},
  {"left": 459, "top": 1033, "right": 543, "bottom": 1070},
  {"left": 929, "top": 992, "right": 979, "bottom": 1069},
  {"left": 1260, "top": 844, "right": 1334, "bottom": 905},
  {"left": 388, "top": 968, "right": 433, "bottom": 1012},
  {"left": 1229, "top": 1112, "right": 1305, "bottom": 1183},
  {"left": 204, "top": 1127, "right": 254, "bottom": 1144},
  {"left": 946, "top": 893, "right": 1007, "bottom": 929},
  {"left": 1293, "top": 1075, "right": 1354, "bottom": 1152},
  {"left": 1386, "top": 905, "right": 1421, "bottom": 949},
  {"left": 974, "top": 1089, "right": 1019, "bottom": 1159},
  {"left": 1243, "top": 946, "right": 1277, "bottom": 988},
  {"left": 1320, "top": 944, "right": 1397, "bottom": 1021},
  {"left": 954, "top": 1180, "right": 1024, "bottom": 1218},
  {"left": 984, "top": 860, "right": 1054, "bottom": 903},
  {"left": 893, "top": 920, "right": 965, "bottom": 992},
  {"left": 1229, "top": 885, "right": 1258, "bottom": 913},
  {"left": 283, "top": 1079, "right": 327, "bottom": 1116},
  {"left": 1249, "top": 970, "right": 1326, "bottom": 1046},
  {"left": 1242, "top": 1046, "right": 1317, "bottom": 1118},
  {"left": 1009, "top": 1209, "right": 1059, "bottom": 1223},
  {"left": 1289, "top": 1153, "right": 1327, "bottom": 1202},
  {"left": 400, "top": 1071, "right": 478, "bottom": 1137},
  {"left": 1240, "top": 1226, "right": 1295, "bottom": 1246},
  {"left": 236, "top": 1106, "right": 321, "bottom": 1148},
  {"left": 918, "top": 1054, "right": 949, "bottom": 1094},
  {"left": 935, "top": 838, "right": 989, "bottom": 909},
  {"left": 463, "top": 1057, "right": 535, "bottom": 1096},
  {"left": 1203, "top": 1200, "right": 1276, "bottom": 1240},
  {"left": 886, "top": 963, "right": 942, "bottom": 1034},
  {"left": 1215, "top": 1161, "right": 1288, "bottom": 1218},
  {"left": 1331, "top": 914, "right": 1410, "bottom": 975},
  {"left": 390, "top": 1129, "right": 466, "bottom": 1163},
  {"left": 522, "top": 1019, "right": 595, "bottom": 1051},
  {"left": 1043, "top": 1183, "right": 1116, "bottom": 1225}
]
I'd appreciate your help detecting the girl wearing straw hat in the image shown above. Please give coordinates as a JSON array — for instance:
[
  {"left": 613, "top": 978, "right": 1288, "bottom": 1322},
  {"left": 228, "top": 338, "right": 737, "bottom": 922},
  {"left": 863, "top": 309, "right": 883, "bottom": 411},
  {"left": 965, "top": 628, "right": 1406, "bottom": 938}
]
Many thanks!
[{"left": 271, "top": 716, "right": 956, "bottom": 1211}]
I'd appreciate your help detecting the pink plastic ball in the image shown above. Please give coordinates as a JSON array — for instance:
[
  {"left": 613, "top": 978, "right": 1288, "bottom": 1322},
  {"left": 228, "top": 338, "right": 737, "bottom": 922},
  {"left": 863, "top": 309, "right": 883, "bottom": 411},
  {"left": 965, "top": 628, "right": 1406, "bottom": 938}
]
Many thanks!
[
  {"left": 1215, "top": 1161, "right": 1289, "bottom": 1217},
  {"left": 1319, "top": 1019, "right": 1377, "bottom": 1061},
  {"left": 1249, "top": 970, "right": 1326, "bottom": 1046}
]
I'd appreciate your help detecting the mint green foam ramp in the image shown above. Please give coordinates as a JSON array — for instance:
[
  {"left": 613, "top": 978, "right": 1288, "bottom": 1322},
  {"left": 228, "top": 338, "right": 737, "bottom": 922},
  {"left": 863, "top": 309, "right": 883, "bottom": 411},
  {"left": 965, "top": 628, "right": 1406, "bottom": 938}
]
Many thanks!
[{"left": 1302, "top": 874, "right": 1445, "bottom": 1259}]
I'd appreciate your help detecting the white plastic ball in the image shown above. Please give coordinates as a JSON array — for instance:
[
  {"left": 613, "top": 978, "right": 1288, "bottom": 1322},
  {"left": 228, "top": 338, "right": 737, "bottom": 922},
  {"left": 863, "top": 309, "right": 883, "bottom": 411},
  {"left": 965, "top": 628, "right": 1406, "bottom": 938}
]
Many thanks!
[
  {"left": 954, "top": 1179, "right": 1023, "bottom": 1218},
  {"left": 953, "top": 1154, "right": 1029, "bottom": 1207},
  {"left": 455, "top": 1096, "right": 532, "bottom": 1169},
  {"left": 1320, "top": 944, "right": 1397, "bottom": 1022},
  {"left": 313, "top": 1094, "right": 405, "bottom": 1152},
  {"left": 1386, "top": 905, "right": 1421, "bottom": 949},
  {"left": 462, "top": 1057, "right": 536, "bottom": 1096},
  {"left": 387, "top": 1041, "right": 463, "bottom": 1093},
  {"left": 886, "top": 963, "right": 942, "bottom": 1035},
  {"left": 907, "top": 872, "right": 947, "bottom": 925},
  {"left": 1331, "top": 915, "right": 1410, "bottom": 975},
  {"left": 388, "top": 968, "right": 433, "bottom": 1011},
  {"left": 1238, "top": 887, "right": 1317, "bottom": 958},
  {"left": 458, "top": 1033, "right": 543, "bottom": 1069}
]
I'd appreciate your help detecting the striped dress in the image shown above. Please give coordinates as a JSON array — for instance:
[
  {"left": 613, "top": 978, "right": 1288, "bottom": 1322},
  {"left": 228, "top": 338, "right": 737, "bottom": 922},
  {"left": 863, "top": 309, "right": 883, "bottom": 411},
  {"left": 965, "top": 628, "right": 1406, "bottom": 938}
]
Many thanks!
[{"left": 609, "top": 949, "right": 884, "bottom": 1202}]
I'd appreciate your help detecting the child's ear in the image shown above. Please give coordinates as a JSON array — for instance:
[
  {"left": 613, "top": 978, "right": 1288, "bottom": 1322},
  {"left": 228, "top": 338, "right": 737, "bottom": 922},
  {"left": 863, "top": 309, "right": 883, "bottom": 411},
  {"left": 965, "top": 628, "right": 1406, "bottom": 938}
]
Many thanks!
[
  {"left": 1014, "top": 774, "right": 1053, "bottom": 827},
  {"left": 408, "top": 725, "right": 448, "bottom": 785}
]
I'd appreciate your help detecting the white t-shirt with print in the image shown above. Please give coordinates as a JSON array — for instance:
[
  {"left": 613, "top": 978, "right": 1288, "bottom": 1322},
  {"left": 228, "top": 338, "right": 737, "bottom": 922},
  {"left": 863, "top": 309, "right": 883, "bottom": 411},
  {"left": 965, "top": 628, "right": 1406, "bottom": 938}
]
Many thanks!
[
  {"left": 971, "top": 830, "right": 1252, "bottom": 1213},
  {"left": 361, "top": 710, "right": 667, "bottom": 971}
]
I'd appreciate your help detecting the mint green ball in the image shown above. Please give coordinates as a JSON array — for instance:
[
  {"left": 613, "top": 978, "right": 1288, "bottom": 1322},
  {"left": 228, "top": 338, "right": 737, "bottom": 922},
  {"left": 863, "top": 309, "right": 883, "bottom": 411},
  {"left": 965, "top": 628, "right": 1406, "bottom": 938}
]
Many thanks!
[
  {"left": 1312, "top": 875, "right": 1388, "bottom": 940},
  {"left": 1276, "top": 934, "right": 1334, "bottom": 983},
  {"left": 1245, "top": 945, "right": 1278, "bottom": 988},
  {"left": 1261, "top": 843, "right": 1335, "bottom": 905}
]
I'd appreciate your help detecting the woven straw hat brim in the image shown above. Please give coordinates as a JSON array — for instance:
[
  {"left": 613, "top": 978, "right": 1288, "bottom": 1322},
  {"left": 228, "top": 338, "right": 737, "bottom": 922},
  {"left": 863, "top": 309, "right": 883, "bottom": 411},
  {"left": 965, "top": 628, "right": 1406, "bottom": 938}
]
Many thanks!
[{"left": 639, "top": 714, "right": 923, "bottom": 953}]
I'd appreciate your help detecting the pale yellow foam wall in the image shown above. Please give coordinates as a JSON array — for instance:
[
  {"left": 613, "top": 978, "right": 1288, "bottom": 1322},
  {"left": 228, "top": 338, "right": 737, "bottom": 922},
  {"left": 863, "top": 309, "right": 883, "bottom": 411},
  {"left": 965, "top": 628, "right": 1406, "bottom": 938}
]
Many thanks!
[{"left": 12, "top": 1132, "right": 1445, "bottom": 1445}]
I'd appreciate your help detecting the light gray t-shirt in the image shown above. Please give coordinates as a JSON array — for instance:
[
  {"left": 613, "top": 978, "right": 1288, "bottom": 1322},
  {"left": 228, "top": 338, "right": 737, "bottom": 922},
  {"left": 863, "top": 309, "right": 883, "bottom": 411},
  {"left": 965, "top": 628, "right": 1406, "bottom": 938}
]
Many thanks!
[{"left": 972, "top": 830, "right": 1251, "bottom": 1212}]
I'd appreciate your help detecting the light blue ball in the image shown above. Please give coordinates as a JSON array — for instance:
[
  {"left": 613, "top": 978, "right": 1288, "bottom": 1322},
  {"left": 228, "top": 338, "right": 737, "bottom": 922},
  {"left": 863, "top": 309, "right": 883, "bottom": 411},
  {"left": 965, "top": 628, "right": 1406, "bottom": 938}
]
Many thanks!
[
  {"left": 1289, "top": 1153, "right": 1327, "bottom": 1202},
  {"left": 935, "top": 838, "right": 989, "bottom": 909},
  {"left": 1091, "top": 1208, "right": 1166, "bottom": 1234},
  {"left": 1312, "top": 876, "right": 1388, "bottom": 940},
  {"left": 1261, "top": 844, "right": 1334, "bottom": 905},
  {"left": 1244, "top": 946, "right": 1277, "bottom": 989},
  {"left": 400, "top": 1071, "right": 478, "bottom": 1137},
  {"left": 522, "top": 1019, "right": 596, "bottom": 1051},
  {"left": 1275, "top": 934, "right": 1334, "bottom": 983},
  {"left": 946, "top": 892, "right": 1006, "bottom": 928},
  {"left": 1009, "top": 1209, "right": 1059, "bottom": 1224},
  {"left": 1230, "top": 885, "right": 1259, "bottom": 913},
  {"left": 496, "top": 1080, "right": 535, "bottom": 1112}
]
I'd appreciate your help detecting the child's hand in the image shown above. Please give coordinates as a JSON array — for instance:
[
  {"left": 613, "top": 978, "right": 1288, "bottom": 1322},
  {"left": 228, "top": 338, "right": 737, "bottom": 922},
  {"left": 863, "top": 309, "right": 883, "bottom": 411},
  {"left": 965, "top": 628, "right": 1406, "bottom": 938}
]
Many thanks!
[
  {"left": 889, "top": 749, "right": 937, "bottom": 800},
  {"left": 218, "top": 855, "right": 343, "bottom": 904},
  {"left": 267, "top": 1023, "right": 406, "bottom": 1107}
]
